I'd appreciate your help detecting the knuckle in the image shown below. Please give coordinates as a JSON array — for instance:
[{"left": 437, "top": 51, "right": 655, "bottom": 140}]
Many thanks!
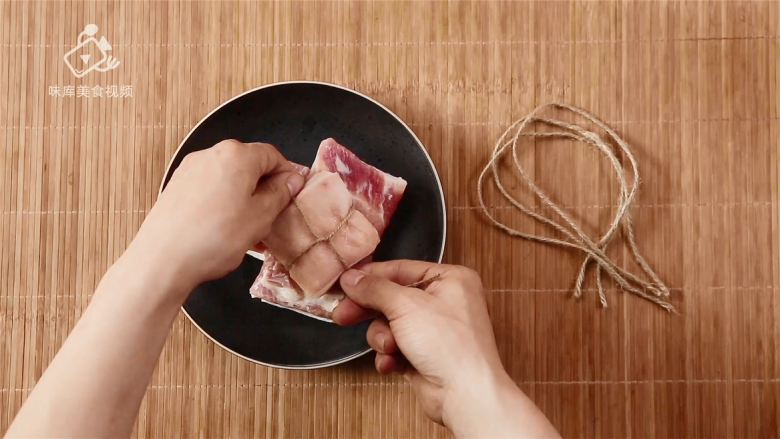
[
  {"left": 392, "top": 261, "right": 404, "bottom": 280},
  {"left": 255, "top": 149, "right": 271, "bottom": 169},
  {"left": 179, "top": 153, "right": 194, "bottom": 167},
  {"left": 256, "top": 142, "right": 280, "bottom": 158},
  {"left": 185, "top": 148, "right": 209, "bottom": 162},
  {"left": 215, "top": 139, "right": 244, "bottom": 159},
  {"left": 217, "top": 138, "right": 242, "bottom": 149},
  {"left": 255, "top": 142, "right": 275, "bottom": 152},
  {"left": 176, "top": 150, "right": 208, "bottom": 175}
]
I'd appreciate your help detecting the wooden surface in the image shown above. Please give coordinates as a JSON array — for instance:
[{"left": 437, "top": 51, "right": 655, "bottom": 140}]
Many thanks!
[{"left": 2, "top": 1, "right": 779, "bottom": 437}]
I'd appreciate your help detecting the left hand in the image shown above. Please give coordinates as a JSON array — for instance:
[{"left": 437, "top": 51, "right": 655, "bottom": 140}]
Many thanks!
[
  {"left": 4, "top": 140, "right": 307, "bottom": 439},
  {"left": 128, "top": 139, "right": 304, "bottom": 288}
]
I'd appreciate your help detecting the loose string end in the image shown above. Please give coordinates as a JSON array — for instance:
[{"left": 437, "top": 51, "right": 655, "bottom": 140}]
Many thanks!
[{"left": 596, "top": 266, "right": 608, "bottom": 308}]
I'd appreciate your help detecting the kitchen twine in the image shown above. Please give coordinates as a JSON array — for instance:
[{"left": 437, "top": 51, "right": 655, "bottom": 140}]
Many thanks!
[
  {"left": 288, "top": 199, "right": 356, "bottom": 270},
  {"left": 287, "top": 196, "right": 441, "bottom": 289},
  {"left": 288, "top": 197, "right": 441, "bottom": 290},
  {"left": 477, "top": 102, "right": 675, "bottom": 312}
]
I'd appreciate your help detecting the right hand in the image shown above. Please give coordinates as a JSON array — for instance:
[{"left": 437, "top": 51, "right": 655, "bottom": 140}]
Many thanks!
[
  {"left": 335, "top": 261, "right": 559, "bottom": 438},
  {"left": 333, "top": 261, "right": 506, "bottom": 426}
]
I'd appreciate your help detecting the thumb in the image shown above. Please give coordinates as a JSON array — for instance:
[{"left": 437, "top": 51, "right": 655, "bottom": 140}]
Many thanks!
[
  {"left": 340, "top": 269, "right": 414, "bottom": 320},
  {"left": 253, "top": 171, "right": 304, "bottom": 217},
  {"left": 251, "top": 172, "right": 304, "bottom": 242}
]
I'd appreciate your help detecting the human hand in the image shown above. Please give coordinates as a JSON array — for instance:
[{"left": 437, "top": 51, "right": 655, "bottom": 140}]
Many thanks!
[
  {"left": 128, "top": 140, "right": 304, "bottom": 289},
  {"left": 333, "top": 262, "right": 503, "bottom": 423},
  {"left": 334, "top": 260, "right": 559, "bottom": 438}
]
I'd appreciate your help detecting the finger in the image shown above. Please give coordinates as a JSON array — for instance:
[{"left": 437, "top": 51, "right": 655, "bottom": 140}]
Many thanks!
[
  {"left": 215, "top": 140, "right": 293, "bottom": 179},
  {"left": 340, "top": 270, "right": 415, "bottom": 320},
  {"left": 360, "top": 260, "right": 451, "bottom": 286},
  {"left": 366, "top": 317, "right": 398, "bottom": 355},
  {"left": 375, "top": 353, "right": 407, "bottom": 375},
  {"left": 252, "top": 171, "right": 304, "bottom": 222},
  {"left": 332, "top": 298, "right": 379, "bottom": 326},
  {"left": 243, "top": 142, "right": 294, "bottom": 176}
]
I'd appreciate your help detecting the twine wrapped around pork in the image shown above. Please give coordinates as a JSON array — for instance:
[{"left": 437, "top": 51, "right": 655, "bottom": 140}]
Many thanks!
[
  {"left": 285, "top": 198, "right": 441, "bottom": 291},
  {"left": 477, "top": 102, "right": 675, "bottom": 312},
  {"left": 287, "top": 199, "right": 357, "bottom": 271}
]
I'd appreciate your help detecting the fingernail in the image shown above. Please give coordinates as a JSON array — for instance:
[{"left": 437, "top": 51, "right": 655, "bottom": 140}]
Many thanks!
[
  {"left": 286, "top": 173, "right": 304, "bottom": 196},
  {"left": 375, "top": 333, "right": 386, "bottom": 353},
  {"left": 342, "top": 269, "right": 365, "bottom": 287}
]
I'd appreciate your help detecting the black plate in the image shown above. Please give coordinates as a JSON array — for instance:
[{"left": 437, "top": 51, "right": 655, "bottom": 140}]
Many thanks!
[{"left": 160, "top": 81, "right": 446, "bottom": 369}]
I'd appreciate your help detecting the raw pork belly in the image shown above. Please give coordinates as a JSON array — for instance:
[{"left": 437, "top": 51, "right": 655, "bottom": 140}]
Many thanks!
[
  {"left": 311, "top": 138, "right": 408, "bottom": 236},
  {"left": 249, "top": 139, "right": 408, "bottom": 321}
]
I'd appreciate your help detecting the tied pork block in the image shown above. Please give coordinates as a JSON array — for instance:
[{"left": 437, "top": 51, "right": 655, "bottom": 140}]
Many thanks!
[
  {"left": 262, "top": 171, "right": 380, "bottom": 297},
  {"left": 250, "top": 139, "right": 408, "bottom": 320}
]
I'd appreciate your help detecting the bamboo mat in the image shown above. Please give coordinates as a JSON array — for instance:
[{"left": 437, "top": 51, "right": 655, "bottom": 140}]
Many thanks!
[{"left": 2, "top": 1, "right": 779, "bottom": 437}]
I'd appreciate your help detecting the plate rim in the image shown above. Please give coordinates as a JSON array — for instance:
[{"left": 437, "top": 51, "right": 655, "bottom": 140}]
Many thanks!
[{"left": 159, "top": 80, "right": 447, "bottom": 369}]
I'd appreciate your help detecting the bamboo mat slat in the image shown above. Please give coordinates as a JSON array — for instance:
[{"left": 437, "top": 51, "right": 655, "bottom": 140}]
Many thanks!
[{"left": 1, "top": 1, "right": 779, "bottom": 437}]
